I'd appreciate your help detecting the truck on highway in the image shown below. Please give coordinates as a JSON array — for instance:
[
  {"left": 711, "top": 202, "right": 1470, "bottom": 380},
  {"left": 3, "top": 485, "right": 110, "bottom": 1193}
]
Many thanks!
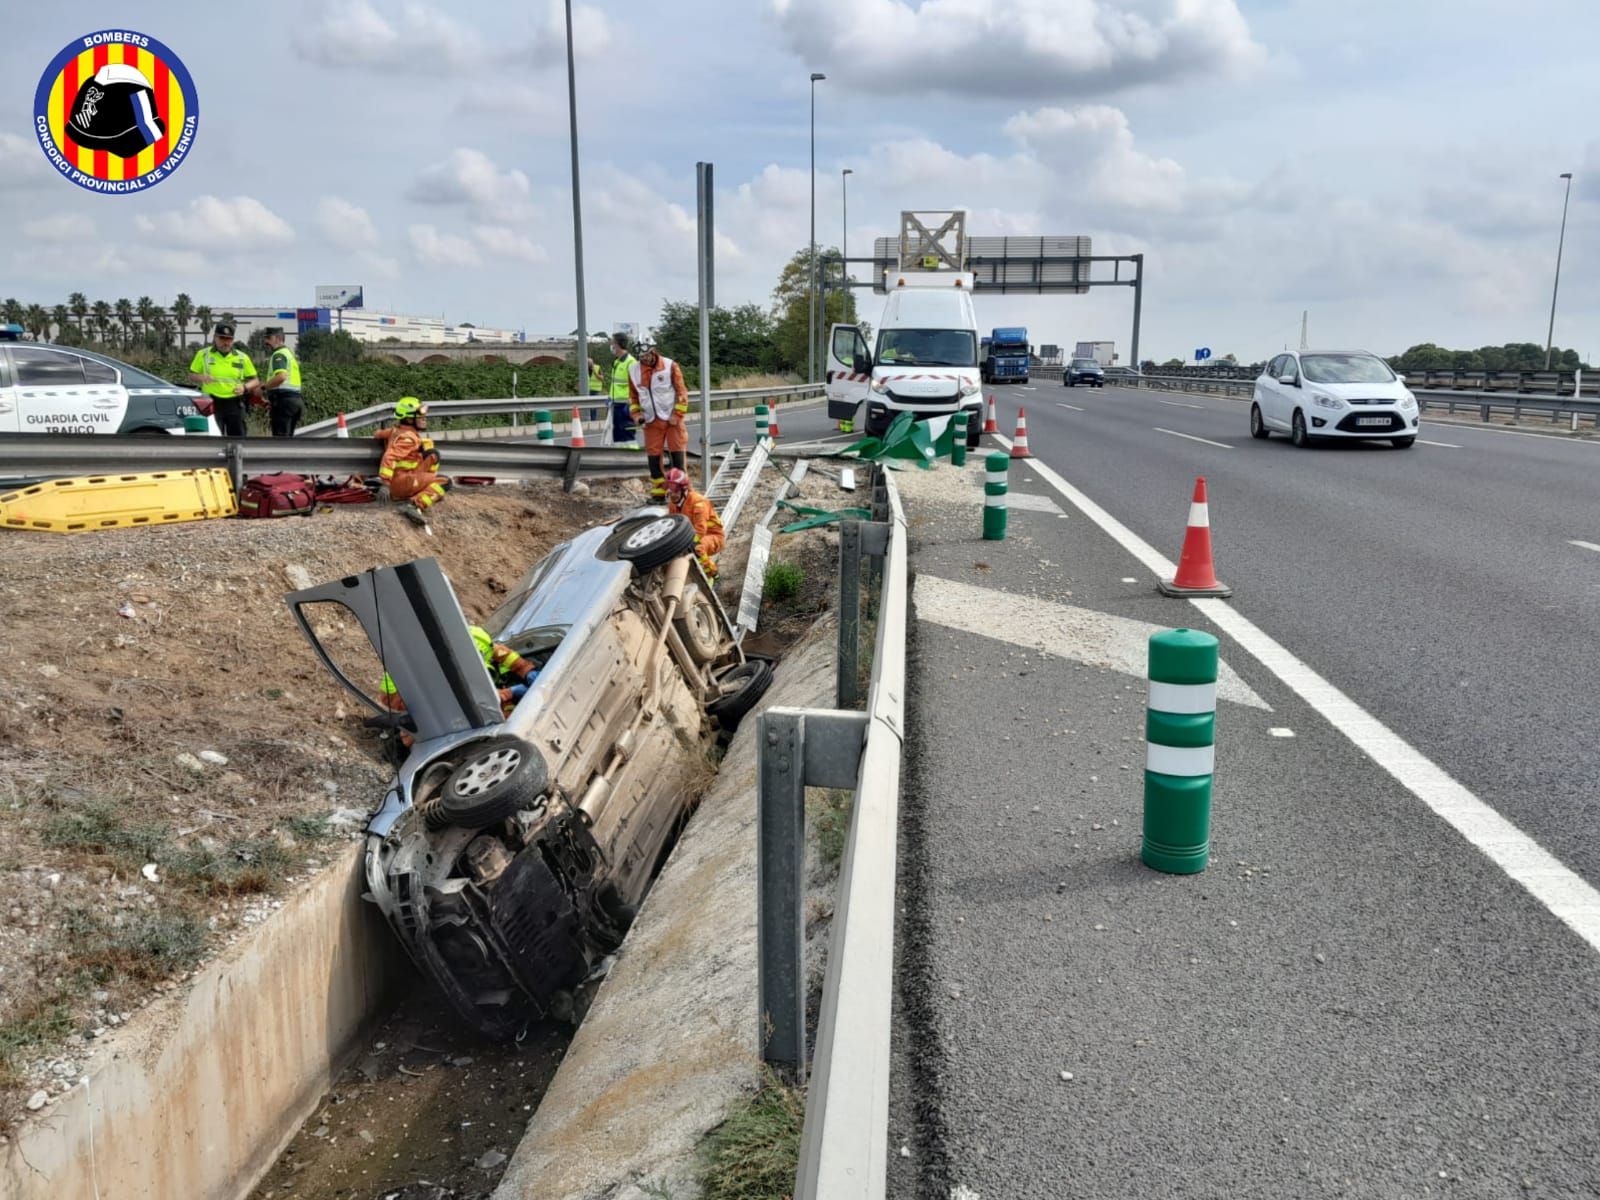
[
  {"left": 1075, "top": 340, "right": 1116, "bottom": 368},
  {"left": 981, "top": 326, "right": 1030, "bottom": 384},
  {"left": 826, "top": 209, "right": 984, "bottom": 450}
]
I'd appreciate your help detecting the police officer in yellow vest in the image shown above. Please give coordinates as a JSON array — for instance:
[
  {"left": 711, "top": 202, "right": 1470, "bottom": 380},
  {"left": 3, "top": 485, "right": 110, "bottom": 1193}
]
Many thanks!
[
  {"left": 259, "top": 327, "right": 304, "bottom": 438},
  {"left": 609, "top": 332, "right": 639, "bottom": 449},
  {"left": 187, "top": 322, "right": 259, "bottom": 437}
]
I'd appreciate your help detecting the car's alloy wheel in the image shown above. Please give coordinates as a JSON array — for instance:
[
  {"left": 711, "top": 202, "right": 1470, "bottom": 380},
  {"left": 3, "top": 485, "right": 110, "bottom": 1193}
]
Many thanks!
[
  {"left": 439, "top": 735, "right": 550, "bottom": 828},
  {"left": 1291, "top": 409, "right": 1311, "bottom": 448},
  {"left": 674, "top": 588, "right": 724, "bottom": 664},
  {"left": 612, "top": 513, "right": 697, "bottom": 572},
  {"left": 1250, "top": 404, "right": 1269, "bottom": 439},
  {"left": 623, "top": 517, "right": 678, "bottom": 553}
]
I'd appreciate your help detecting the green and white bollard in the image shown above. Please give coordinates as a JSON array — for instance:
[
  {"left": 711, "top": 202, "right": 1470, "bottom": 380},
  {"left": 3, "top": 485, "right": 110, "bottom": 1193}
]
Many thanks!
[
  {"left": 953, "top": 410, "right": 969, "bottom": 466},
  {"left": 535, "top": 410, "right": 554, "bottom": 442},
  {"left": 983, "top": 451, "right": 1008, "bottom": 540},
  {"left": 1141, "top": 628, "right": 1218, "bottom": 874},
  {"left": 755, "top": 403, "right": 770, "bottom": 441}
]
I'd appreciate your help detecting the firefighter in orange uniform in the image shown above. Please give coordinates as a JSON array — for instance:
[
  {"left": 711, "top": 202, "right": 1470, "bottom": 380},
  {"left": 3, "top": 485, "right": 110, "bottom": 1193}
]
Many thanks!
[
  {"left": 374, "top": 396, "right": 447, "bottom": 524},
  {"left": 628, "top": 343, "right": 690, "bottom": 501},
  {"left": 663, "top": 467, "right": 724, "bottom": 580}
]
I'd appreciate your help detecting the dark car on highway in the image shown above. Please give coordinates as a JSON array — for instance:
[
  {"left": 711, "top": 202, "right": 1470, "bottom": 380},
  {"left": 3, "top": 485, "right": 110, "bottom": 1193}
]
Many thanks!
[{"left": 1064, "top": 357, "right": 1105, "bottom": 387}]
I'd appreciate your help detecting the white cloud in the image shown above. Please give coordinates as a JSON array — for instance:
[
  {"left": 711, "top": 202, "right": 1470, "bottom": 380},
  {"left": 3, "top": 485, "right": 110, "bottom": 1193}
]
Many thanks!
[
  {"left": 472, "top": 225, "right": 548, "bottom": 264},
  {"left": 407, "top": 149, "right": 534, "bottom": 222},
  {"left": 134, "top": 196, "right": 294, "bottom": 248},
  {"left": 0, "top": 133, "right": 53, "bottom": 191},
  {"left": 23, "top": 214, "right": 96, "bottom": 243},
  {"left": 316, "top": 196, "right": 382, "bottom": 249},
  {"left": 292, "top": 0, "right": 488, "bottom": 70},
  {"left": 771, "top": 0, "right": 1266, "bottom": 96},
  {"left": 523, "top": 0, "right": 614, "bottom": 63},
  {"left": 409, "top": 224, "right": 482, "bottom": 267}
]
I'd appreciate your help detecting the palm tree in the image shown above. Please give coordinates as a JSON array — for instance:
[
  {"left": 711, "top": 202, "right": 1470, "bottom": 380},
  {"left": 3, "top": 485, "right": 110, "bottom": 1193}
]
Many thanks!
[
  {"left": 24, "top": 304, "right": 49, "bottom": 341},
  {"left": 68, "top": 292, "right": 89, "bottom": 339},
  {"left": 151, "top": 313, "right": 174, "bottom": 353},
  {"left": 172, "top": 292, "right": 193, "bottom": 350},
  {"left": 50, "top": 304, "right": 69, "bottom": 343},
  {"left": 114, "top": 298, "right": 134, "bottom": 348},
  {"left": 195, "top": 304, "right": 213, "bottom": 344},
  {"left": 135, "top": 296, "right": 156, "bottom": 348},
  {"left": 2, "top": 298, "right": 22, "bottom": 327},
  {"left": 91, "top": 300, "right": 112, "bottom": 346}
]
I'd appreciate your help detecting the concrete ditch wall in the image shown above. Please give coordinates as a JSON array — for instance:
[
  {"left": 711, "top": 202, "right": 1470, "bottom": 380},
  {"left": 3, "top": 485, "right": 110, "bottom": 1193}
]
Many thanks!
[
  {"left": 1, "top": 846, "right": 404, "bottom": 1200},
  {"left": 493, "top": 616, "right": 840, "bottom": 1200}
]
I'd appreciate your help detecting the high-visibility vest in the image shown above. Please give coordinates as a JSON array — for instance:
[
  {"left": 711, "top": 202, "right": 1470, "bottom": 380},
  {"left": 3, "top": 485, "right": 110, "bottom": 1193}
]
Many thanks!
[
  {"left": 189, "top": 346, "right": 256, "bottom": 400},
  {"left": 267, "top": 345, "right": 302, "bottom": 391},
  {"left": 610, "top": 354, "right": 636, "bottom": 401},
  {"left": 629, "top": 357, "right": 681, "bottom": 423}
]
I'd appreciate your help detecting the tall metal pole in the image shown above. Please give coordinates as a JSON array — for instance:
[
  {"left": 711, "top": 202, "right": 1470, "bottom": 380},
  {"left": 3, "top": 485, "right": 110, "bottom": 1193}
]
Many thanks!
[
  {"left": 1546, "top": 172, "right": 1574, "bottom": 370},
  {"left": 808, "top": 73, "right": 825, "bottom": 383},
  {"left": 1130, "top": 253, "right": 1144, "bottom": 381},
  {"left": 842, "top": 168, "right": 853, "bottom": 281},
  {"left": 565, "top": 0, "right": 590, "bottom": 400},
  {"left": 697, "top": 162, "right": 715, "bottom": 492}
]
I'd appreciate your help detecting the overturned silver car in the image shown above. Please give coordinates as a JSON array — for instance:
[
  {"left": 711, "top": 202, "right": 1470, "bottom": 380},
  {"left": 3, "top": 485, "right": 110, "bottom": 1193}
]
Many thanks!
[{"left": 288, "top": 511, "right": 772, "bottom": 1037}]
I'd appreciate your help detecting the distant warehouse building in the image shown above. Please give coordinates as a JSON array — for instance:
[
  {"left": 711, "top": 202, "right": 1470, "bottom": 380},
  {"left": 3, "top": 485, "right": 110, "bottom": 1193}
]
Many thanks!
[{"left": 217, "top": 305, "right": 523, "bottom": 349}]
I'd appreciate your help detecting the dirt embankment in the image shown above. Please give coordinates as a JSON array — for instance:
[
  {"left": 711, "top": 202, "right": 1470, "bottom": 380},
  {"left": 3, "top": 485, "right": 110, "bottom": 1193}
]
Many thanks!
[{"left": 0, "top": 481, "right": 645, "bottom": 1121}]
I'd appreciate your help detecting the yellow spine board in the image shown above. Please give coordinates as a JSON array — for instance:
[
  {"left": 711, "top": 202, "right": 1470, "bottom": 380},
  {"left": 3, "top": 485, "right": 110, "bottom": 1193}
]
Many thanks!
[{"left": 0, "top": 468, "right": 238, "bottom": 533}]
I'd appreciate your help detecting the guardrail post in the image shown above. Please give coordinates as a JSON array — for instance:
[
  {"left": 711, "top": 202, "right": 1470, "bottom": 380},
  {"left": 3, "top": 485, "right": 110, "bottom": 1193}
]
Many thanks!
[
  {"left": 1481, "top": 403, "right": 1490, "bottom": 423},
  {"left": 758, "top": 710, "right": 808, "bottom": 1081},
  {"left": 838, "top": 522, "right": 862, "bottom": 709},
  {"left": 561, "top": 447, "right": 582, "bottom": 493},
  {"left": 224, "top": 441, "right": 245, "bottom": 497}
]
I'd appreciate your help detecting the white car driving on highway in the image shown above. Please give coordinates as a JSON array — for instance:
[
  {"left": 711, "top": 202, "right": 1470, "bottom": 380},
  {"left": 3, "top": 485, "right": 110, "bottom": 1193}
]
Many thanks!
[{"left": 1250, "top": 350, "right": 1418, "bottom": 449}]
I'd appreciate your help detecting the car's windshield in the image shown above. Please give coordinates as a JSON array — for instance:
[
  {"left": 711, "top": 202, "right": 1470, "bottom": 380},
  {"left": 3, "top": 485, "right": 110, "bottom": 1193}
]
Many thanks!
[
  {"left": 1072, "top": 359, "right": 1099, "bottom": 369},
  {"left": 1301, "top": 354, "right": 1395, "bottom": 384},
  {"left": 877, "top": 328, "right": 977, "bottom": 367}
]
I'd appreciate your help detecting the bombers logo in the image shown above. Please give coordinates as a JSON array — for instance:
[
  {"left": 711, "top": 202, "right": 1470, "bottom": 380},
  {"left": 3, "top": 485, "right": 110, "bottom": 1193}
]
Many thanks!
[{"left": 33, "top": 30, "right": 199, "bottom": 194}]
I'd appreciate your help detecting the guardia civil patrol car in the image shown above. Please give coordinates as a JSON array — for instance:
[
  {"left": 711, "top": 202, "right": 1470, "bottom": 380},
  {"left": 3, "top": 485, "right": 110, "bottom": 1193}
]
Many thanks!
[{"left": 0, "top": 342, "right": 214, "bottom": 436}]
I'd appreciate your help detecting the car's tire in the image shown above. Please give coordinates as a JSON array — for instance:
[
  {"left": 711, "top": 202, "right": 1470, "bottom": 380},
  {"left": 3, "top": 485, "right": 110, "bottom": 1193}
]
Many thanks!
[
  {"left": 439, "top": 736, "right": 549, "bottom": 829},
  {"left": 1291, "top": 409, "right": 1313, "bottom": 448},
  {"left": 1249, "top": 404, "right": 1270, "bottom": 439},
  {"left": 706, "top": 660, "right": 774, "bottom": 732},
  {"left": 614, "top": 514, "right": 696, "bottom": 573},
  {"left": 1065, "top": 378, "right": 1075, "bottom": 387},
  {"left": 1390, "top": 436, "right": 1415, "bottom": 449},
  {"left": 673, "top": 586, "right": 725, "bottom": 664}
]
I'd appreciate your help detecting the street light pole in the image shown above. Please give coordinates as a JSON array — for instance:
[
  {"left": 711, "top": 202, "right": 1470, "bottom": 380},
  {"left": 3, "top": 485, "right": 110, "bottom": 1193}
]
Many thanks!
[
  {"left": 808, "top": 72, "right": 825, "bottom": 384},
  {"left": 1545, "top": 172, "right": 1574, "bottom": 370},
  {"left": 842, "top": 168, "right": 853, "bottom": 281},
  {"left": 565, "top": 0, "right": 590, "bottom": 401}
]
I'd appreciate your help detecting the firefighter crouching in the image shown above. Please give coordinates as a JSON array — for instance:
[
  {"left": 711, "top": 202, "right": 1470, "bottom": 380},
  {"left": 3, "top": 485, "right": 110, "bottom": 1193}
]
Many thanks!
[
  {"left": 375, "top": 396, "right": 447, "bottom": 525},
  {"left": 664, "top": 467, "right": 725, "bottom": 581}
]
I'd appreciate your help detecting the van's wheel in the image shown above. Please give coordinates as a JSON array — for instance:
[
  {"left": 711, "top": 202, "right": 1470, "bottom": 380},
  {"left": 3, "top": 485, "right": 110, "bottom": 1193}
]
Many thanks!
[
  {"left": 439, "top": 736, "right": 549, "bottom": 828},
  {"left": 966, "top": 416, "right": 983, "bottom": 449},
  {"left": 614, "top": 514, "right": 696, "bottom": 573},
  {"left": 706, "top": 660, "right": 774, "bottom": 732},
  {"left": 674, "top": 587, "right": 725, "bottom": 664}
]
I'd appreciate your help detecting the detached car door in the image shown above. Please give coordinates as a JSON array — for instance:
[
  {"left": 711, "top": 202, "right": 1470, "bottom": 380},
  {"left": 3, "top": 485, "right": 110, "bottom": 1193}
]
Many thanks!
[
  {"left": 825, "top": 324, "right": 871, "bottom": 422},
  {"left": 10, "top": 346, "right": 127, "bottom": 435}
]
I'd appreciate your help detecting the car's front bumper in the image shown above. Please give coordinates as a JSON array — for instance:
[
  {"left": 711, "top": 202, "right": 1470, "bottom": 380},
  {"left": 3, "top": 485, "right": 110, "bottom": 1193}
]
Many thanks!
[{"left": 1308, "top": 407, "right": 1418, "bottom": 437}]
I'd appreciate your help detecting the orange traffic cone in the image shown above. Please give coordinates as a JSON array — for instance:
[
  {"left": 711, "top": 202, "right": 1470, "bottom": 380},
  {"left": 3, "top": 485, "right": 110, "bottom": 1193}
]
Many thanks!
[
  {"left": 1158, "top": 477, "right": 1233, "bottom": 597},
  {"left": 1009, "top": 408, "right": 1032, "bottom": 458},
  {"left": 983, "top": 393, "right": 999, "bottom": 433},
  {"left": 569, "top": 408, "right": 587, "bottom": 448},
  {"left": 335, "top": 411, "right": 349, "bottom": 439},
  {"left": 768, "top": 406, "right": 782, "bottom": 439}
]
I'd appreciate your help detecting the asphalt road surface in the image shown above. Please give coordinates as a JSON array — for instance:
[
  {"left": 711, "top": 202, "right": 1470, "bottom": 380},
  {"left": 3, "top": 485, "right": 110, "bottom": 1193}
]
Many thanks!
[{"left": 887, "top": 388, "right": 1600, "bottom": 1198}]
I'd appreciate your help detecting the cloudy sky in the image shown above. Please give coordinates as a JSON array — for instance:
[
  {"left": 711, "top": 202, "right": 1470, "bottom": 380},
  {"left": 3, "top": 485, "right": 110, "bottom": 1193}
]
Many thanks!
[{"left": 4, "top": 0, "right": 1597, "bottom": 362}]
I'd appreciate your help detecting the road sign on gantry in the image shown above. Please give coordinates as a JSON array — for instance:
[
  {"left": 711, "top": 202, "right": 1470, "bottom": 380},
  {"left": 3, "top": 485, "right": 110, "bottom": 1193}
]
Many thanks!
[{"left": 871, "top": 231, "right": 1094, "bottom": 293}]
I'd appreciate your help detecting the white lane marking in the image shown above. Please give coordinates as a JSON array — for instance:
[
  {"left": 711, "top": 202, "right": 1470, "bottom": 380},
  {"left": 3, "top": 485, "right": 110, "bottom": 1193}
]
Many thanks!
[
  {"left": 1057, "top": 402, "right": 1085, "bottom": 412},
  {"left": 1418, "top": 439, "right": 1461, "bottom": 448},
  {"left": 1426, "top": 421, "right": 1600, "bottom": 447},
  {"left": 1154, "top": 427, "right": 1232, "bottom": 450},
  {"left": 1269, "top": 728, "right": 1296, "bottom": 738},
  {"left": 1120, "top": 577, "right": 1137, "bottom": 583},
  {"left": 1006, "top": 492, "right": 1063, "bottom": 515},
  {"left": 912, "top": 572, "right": 1270, "bottom": 709},
  {"left": 1570, "top": 540, "right": 1600, "bottom": 554},
  {"left": 991, "top": 430, "right": 1600, "bottom": 958},
  {"left": 1157, "top": 399, "right": 1206, "bottom": 410}
]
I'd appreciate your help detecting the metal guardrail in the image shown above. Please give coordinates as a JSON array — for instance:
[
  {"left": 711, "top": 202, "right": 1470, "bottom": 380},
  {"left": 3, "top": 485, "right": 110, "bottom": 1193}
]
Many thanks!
[
  {"left": 297, "top": 383, "right": 824, "bottom": 437},
  {"left": 0, "top": 434, "right": 654, "bottom": 493},
  {"left": 750, "top": 464, "right": 905, "bottom": 1198}
]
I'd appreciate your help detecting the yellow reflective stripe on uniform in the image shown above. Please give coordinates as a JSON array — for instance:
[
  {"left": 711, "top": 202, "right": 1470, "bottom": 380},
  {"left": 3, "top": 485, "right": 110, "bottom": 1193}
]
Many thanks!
[
  {"left": 379, "top": 673, "right": 398, "bottom": 694},
  {"left": 379, "top": 465, "right": 396, "bottom": 478}
]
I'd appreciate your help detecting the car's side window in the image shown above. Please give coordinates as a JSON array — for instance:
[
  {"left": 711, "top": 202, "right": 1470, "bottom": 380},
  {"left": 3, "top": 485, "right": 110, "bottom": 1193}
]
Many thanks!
[
  {"left": 1265, "top": 355, "right": 1282, "bottom": 378},
  {"left": 12, "top": 347, "right": 86, "bottom": 387},
  {"left": 82, "top": 358, "right": 118, "bottom": 385},
  {"left": 1281, "top": 356, "right": 1298, "bottom": 382}
]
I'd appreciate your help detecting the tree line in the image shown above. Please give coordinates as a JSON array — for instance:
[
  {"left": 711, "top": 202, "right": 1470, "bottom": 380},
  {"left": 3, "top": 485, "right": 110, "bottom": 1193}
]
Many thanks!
[{"left": 1387, "top": 342, "right": 1588, "bottom": 372}]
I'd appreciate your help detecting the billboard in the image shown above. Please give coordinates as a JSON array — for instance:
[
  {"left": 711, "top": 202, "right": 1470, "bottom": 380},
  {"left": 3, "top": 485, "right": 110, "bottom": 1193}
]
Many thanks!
[{"left": 314, "top": 285, "right": 363, "bottom": 309}]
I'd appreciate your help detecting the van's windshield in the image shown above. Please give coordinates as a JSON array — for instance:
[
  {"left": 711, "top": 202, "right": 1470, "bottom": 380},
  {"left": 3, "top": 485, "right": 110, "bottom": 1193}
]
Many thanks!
[{"left": 877, "top": 329, "right": 977, "bottom": 367}]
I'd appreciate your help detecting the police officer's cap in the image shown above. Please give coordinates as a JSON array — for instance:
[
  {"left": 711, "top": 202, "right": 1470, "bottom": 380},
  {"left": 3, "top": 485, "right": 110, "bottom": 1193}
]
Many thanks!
[
  {"left": 213, "top": 322, "right": 236, "bottom": 338},
  {"left": 263, "top": 326, "right": 285, "bottom": 339}
]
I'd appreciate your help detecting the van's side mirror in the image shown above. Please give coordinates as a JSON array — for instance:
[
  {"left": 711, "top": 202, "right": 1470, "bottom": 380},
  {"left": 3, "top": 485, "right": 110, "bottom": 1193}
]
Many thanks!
[{"left": 853, "top": 353, "right": 872, "bottom": 374}]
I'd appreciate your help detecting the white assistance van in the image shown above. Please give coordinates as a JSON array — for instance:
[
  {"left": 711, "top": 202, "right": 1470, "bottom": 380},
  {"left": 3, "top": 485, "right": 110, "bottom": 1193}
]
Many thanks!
[{"left": 826, "top": 211, "right": 985, "bottom": 450}]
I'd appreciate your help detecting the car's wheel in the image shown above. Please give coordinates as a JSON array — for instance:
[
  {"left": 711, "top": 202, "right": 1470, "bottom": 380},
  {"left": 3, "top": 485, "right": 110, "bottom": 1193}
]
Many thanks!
[
  {"left": 706, "top": 660, "right": 774, "bottom": 732},
  {"left": 1249, "top": 404, "right": 1270, "bottom": 439},
  {"left": 673, "top": 586, "right": 725, "bottom": 664},
  {"left": 1065, "top": 378, "right": 1075, "bottom": 387},
  {"left": 615, "top": 514, "right": 696, "bottom": 573},
  {"left": 966, "top": 414, "right": 983, "bottom": 449},
  {"left": 439, "top": 736, "right": 549, "bottom": 828},
  {"left": 1291, "top": 409, "right": 1313, "bottom": 448},
  {"left": 1391, "top": 436, "right": 1415, "bottom": 449}
]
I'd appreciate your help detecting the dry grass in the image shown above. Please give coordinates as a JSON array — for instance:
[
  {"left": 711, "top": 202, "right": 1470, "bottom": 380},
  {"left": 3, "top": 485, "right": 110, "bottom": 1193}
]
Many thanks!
[{"left": 698, "top": 1070, "right": 805, "bottom": 1200}]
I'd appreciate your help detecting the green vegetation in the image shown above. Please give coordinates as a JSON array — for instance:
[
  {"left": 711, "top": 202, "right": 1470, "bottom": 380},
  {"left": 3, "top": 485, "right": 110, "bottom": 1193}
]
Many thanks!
[
  {"left": 0, "top": 997, "right": 75, "bottom": 1086},
  {"left": 764, "top": 560, "right": 805, "bottom": 604},
  {"left": 698, "top": 1072, "right": 805, "bottom": 1200},
  {"left": 808, "top": 789, "right": 853, "bottom": 869},
  {"left": 42, "top": 798, "right": 167, "bottom": 863},
  {"left": 66, "top": 908, "right": 209, "bottom": 983},
  {"left": 285, "top": 813, "right": 335, "bottom": 841},
  {"left": 1389, "top": 342, "right": 1587, "bottom": 371}
]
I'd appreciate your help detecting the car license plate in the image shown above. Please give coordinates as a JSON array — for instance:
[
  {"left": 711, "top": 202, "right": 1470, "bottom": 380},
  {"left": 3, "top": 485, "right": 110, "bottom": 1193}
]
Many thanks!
[{"left": 1356, "top": 417, "right": 1389, "bottom": 427}]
